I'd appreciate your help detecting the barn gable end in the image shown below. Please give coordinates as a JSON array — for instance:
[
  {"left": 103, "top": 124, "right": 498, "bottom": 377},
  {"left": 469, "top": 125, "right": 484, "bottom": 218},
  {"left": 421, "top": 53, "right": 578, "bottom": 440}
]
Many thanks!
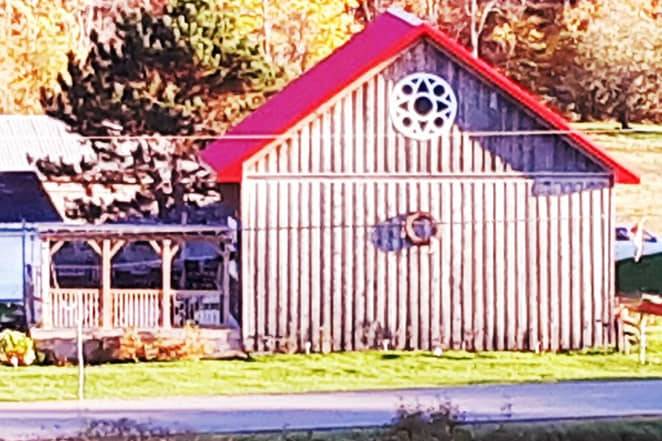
[
  {"left": 245, "top": 39, "right": 606, "bottom": 178},
  {"left": 205, "top": 9, "right": 640, "bottom": 355}
]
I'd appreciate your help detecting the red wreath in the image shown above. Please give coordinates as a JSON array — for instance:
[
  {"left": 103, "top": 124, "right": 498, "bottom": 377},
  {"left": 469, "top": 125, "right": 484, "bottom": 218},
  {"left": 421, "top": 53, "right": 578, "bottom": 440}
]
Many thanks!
[{"left": 403, "top": 211, "right": 441, "bottom": 246}]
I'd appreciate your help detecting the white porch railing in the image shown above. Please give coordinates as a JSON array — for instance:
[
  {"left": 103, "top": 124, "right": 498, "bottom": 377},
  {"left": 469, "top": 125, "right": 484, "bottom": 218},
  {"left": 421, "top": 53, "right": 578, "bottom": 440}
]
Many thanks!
[
  {"left": 172, "top": 290, "right": 227, "bottom": 327},
  {"left": 46, "top": 289, "right": 228, "bottom": 329},
  {"left": 112, "top": 289, "right": 161, "bottom": 329},
  {"left": 51, "top": 288, "right": 101, "bottom": 328}
]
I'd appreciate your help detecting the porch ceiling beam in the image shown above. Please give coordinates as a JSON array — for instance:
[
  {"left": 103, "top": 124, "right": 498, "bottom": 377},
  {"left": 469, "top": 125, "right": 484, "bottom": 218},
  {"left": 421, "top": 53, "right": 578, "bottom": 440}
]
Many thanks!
[
  {"left": 43, "top": 233, "right": 231, "bottom": 241},
  {"left": 38, "top": 226, "right": 234, "bottom": 243}
]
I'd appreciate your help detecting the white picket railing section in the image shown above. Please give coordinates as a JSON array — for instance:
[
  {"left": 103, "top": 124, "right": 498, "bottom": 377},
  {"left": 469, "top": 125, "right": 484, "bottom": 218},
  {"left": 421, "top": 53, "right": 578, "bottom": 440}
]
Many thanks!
[
  {"left": 51, "top": 288, "right": 101, "bottom": 328},
  {"left": 112, "top": 289, "right": 161, "bottom": 329},
  {"left": 47, "top": 289, "right": 227, "bottom": 329}
]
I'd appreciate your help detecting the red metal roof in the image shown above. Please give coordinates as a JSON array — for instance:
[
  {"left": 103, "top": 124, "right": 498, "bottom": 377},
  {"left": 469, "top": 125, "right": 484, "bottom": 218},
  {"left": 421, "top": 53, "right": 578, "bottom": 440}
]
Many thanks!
[{"left": 202, "top": 9, "right": 639, "bottom": 184}]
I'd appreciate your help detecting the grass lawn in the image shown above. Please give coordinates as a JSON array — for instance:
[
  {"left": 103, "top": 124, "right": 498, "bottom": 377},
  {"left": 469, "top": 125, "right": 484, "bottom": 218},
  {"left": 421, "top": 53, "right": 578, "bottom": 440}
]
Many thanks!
[{"left": 1, "top": 325, "right": 662, "bottom": 402}]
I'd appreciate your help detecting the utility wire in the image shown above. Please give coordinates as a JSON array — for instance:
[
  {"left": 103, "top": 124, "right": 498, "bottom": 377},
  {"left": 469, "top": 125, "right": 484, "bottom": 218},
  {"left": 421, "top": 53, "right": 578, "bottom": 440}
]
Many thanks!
[
  {"left": 45, "top": 215, "right": 619, "bottom": 236},
  {"left": 0, "top": 128, "right": 661, "bottom": 141}
]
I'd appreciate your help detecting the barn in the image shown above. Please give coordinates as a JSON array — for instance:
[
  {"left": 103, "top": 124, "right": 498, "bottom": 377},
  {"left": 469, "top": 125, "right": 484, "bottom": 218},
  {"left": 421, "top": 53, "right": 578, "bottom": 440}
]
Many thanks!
[{"left": 202, "top": 9, "right": 639, "bottom": 354}]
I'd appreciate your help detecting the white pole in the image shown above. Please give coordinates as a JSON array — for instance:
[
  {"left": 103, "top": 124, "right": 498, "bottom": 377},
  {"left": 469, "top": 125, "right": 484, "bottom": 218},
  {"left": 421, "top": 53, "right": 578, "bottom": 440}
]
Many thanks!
[
  {"left": 639, "top": 315, "right": 648, "bottom": 365},
  {"left": 61, "top": 300, "right": 86, "bottom": 401},
  {"left": 77, "top": 297, "right": 84, "bottom": 402}
]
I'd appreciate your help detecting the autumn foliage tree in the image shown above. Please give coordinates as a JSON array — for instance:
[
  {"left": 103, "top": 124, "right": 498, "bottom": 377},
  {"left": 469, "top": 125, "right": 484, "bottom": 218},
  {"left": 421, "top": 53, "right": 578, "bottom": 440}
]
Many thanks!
[
  {"left": 262, "top": 0, "right": 364, "bottom": 77},
  {"left": 356, "top": 0, "right": 662, "bottom": 124},
  {"left": 39, "top": 2, "right": 278, "bottom": 222},
  {"left": 0, "top": 0, "right": 86, "bottom": 113},
  {"left": 560, "top": 0, "right": 662, "bottom": 125}
]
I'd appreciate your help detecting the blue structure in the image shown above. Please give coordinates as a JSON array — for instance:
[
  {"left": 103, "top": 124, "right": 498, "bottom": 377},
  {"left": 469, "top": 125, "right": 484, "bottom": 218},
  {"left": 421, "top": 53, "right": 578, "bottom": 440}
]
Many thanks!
[
  {"left": 0, "top": 226, "right": 39, "bottom": 302},
  {"left": 0, "top": 171, "right": 61, "bottom": 303}
]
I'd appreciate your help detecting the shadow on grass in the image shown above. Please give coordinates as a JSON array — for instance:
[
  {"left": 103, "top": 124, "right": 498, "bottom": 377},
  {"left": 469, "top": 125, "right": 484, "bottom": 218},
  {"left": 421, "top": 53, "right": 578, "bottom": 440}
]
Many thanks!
[
  {"left": 435, "top": 353, "right": 475, "bottom": 361},
  {"left": 561, "top": 376, "right": 662, "bottom": 383},
  {"left": 381, "top": 354, "right": 401, "bottom": 360}
]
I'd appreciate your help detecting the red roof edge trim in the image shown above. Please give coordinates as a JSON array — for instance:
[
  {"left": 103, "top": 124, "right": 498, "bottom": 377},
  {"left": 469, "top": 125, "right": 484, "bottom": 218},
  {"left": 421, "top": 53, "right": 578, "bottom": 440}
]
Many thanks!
[
  {"left": 203, "top": 10, "right": 639, "bottom": 185},
  {"left": 234, "top": 30, "right": 423, "bottom": 181},
  {"left": 201, "top": 13, "right": 424, "bottom": 183}
]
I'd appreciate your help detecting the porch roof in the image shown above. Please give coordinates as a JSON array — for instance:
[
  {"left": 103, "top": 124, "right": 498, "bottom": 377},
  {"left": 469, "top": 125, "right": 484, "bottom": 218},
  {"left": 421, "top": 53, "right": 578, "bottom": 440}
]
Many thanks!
[{"left": 3, "top": 222, "right": 235, "bottom": 241}]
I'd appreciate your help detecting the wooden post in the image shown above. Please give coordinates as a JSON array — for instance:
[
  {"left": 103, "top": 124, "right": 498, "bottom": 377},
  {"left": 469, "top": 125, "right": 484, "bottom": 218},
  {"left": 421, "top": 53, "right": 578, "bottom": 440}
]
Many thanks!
[
  {"left": 222, "top": 247, "right": 231, "bottom": 326},
  {"left": 101, "top": 240, "right": 112, "bottom": 329},
  {"left": 40, "top": 239, "right": 52, "bottom": 329},
  {"left": 640, "top": 315, "right": 648, "bottom": 365},
  {"left": 161, "top": 239, "right": 173, "bottom": 328}
]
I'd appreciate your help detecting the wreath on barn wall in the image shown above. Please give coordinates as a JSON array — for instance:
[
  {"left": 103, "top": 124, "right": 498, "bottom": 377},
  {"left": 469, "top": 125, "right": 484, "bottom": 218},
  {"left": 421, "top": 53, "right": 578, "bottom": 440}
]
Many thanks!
[{"left": 402, "top": 211, "right": 442, "bottom": 246}]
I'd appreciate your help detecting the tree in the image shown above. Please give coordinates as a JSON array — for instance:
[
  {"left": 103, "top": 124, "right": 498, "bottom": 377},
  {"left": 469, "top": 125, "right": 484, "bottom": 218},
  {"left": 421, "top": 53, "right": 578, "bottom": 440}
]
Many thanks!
[
  {"left": 0, "top": 0, "right": 86, "bottom": 113},
  {"left": 166, "top": 0, "right": 284, "bottom": 129},
  {"left": 476, "top": 0, "right": 661, "bottom": 125},
  {"left": 352, "top": 0, "right": 440, "bottom": 23},
  {"left": 563, "top": 0, "right": 662, "bottom": 125},
  {"left": 39, "top": 3, "right": 277, "bottom": 222},
  {"left": 80, "top": 0, "right": 170, "bottom": 44},
  {"left": 354, "top": 0, "right": 516, "bottom": 58},
  {"left": 467, "top": 0, "right": 500, "bottom": 58},
  {"left": 484, "top": 1, "right": 582, "bottom": 106},
  {"left": 262, "top": 0, "right": 364, "bottom": 77}
]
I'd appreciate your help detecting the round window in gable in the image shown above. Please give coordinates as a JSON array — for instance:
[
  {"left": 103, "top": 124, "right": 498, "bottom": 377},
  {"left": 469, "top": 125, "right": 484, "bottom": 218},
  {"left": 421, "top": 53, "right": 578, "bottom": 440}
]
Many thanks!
[{"left": 390, "top": 73, "right": 458, "bottom": 141}]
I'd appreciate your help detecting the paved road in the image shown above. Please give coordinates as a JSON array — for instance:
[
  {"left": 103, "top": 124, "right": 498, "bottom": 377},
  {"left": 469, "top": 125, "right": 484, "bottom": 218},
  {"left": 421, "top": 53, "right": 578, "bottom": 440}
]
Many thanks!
[{"left": 2, "top": 381, "right": 662, "bottom": 440}]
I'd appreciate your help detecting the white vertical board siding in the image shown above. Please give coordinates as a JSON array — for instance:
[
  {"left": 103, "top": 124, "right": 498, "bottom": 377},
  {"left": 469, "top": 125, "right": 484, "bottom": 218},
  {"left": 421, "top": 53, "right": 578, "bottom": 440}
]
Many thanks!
[
  {"left": 241, "top": 176, "right": 613, "bottom": 352},
  {"left": 244, "top": 41, "right": 605, "bottom": 179},
  {"left": 238, "top": 39, "right": 616, "bottom": 353}
]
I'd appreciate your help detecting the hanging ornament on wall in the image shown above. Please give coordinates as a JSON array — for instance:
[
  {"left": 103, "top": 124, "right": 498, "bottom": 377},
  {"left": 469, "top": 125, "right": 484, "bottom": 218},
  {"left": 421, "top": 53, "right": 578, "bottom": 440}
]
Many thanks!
[{"left": 389, "top": 72, "right": 458, "bottom": 141}]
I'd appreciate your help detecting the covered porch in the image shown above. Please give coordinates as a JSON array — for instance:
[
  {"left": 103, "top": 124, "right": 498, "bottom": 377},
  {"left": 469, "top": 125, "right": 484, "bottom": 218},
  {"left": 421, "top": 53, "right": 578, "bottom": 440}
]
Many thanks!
[{"left": 31, "top": 224, "right": 239, "bottom": 334}]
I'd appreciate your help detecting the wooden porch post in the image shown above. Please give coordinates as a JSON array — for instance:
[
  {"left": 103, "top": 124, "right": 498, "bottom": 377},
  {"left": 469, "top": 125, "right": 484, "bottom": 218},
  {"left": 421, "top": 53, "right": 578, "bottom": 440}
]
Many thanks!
[
  {"left": 161, "top": 239, "right": 173, "bottom": 328},
  {"left": 88, "top": 239, "right": 124, "bottom": 329},
  {"left": 101, "top": 240, "right": 112, "bottom": 329},
  {"left": 40, "top": 239, "right": 52, "bottom": 329},
  {"left": 221, "top": 246, "right": 231, "bottom": 326}
]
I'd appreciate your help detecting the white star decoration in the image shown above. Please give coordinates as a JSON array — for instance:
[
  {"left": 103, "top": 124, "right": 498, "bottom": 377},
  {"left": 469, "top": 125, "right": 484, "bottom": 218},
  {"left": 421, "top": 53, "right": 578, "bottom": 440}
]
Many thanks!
[{"left": 390, "top": 72, "right": 458, "bottom": 140}]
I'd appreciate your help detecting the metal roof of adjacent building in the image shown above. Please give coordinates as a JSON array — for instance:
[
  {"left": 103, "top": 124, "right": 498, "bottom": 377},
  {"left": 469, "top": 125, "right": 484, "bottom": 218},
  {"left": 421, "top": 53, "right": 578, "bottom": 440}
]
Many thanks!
[
  {"left": 0, "top": 115, "right": 92, "bottom": 172},
  {"left": 0, "top": 172, "right": 62, "bottom": 223}
]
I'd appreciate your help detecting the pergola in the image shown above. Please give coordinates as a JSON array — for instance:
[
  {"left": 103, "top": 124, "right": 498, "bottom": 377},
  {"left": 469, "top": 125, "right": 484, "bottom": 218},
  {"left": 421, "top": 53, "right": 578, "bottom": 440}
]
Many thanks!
[{"left": 34, "top": 224, "right": 237, "bottom": 331}]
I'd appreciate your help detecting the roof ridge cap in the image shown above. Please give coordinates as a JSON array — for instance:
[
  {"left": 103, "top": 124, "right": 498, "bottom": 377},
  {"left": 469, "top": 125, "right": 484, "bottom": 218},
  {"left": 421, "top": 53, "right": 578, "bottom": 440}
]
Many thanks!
[{"left": 385, "top": 7, "right": 423, "bottom": 26}]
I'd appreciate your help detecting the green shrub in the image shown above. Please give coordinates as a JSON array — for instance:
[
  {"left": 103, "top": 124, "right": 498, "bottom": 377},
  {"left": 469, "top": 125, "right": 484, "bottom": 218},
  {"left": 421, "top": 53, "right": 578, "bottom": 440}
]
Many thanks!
[
  {"left": 385, "top": 402, "right": 465, "bottom": 441},
  {"left": 0, "top": 330, "right": 36, "bottom": 367}
]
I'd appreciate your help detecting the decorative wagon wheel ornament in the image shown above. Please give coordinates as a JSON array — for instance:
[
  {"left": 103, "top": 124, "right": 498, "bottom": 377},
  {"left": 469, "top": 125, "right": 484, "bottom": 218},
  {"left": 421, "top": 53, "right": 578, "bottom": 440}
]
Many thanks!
[
  {"left": 390, "top": 72, "right": 458, "bottom": 140},
  {"left": 402, "top": 211, "right": 441, "bottom": 246}
]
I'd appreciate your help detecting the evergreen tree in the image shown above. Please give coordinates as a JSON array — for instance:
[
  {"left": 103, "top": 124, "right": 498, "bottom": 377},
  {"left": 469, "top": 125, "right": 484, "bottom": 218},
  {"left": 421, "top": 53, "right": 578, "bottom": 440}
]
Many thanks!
[{"left": 40, "top": 3, "right": 278, "bottom": 222}]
